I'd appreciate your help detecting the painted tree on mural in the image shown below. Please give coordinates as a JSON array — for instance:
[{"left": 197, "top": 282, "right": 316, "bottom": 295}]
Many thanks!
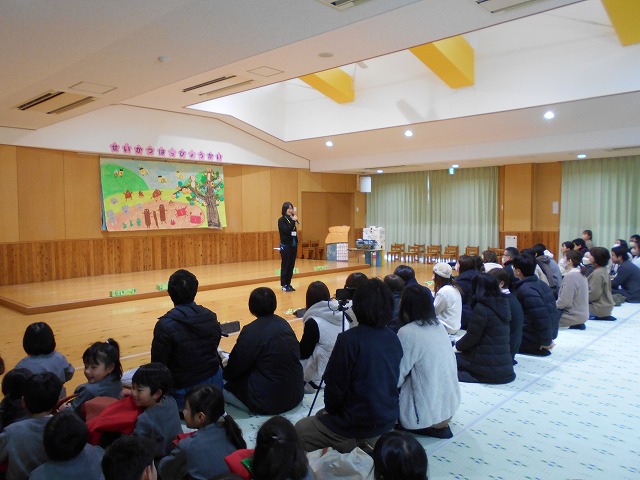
[{"left": 187, "top": 168, "right": 224, "bottom": 228}]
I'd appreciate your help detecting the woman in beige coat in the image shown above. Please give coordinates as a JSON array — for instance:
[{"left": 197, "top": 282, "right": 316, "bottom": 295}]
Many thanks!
[{"left": 586, "top": 247, "right": 616, "bottom": 320}]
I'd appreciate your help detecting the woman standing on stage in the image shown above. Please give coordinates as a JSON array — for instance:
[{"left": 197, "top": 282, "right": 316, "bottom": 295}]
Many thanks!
[{"left": 279, "top": 202, "right": 298, "bottom": 292}]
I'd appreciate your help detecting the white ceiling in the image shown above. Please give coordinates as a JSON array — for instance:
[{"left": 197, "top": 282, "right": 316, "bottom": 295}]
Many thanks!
[{"left": 1, "top": 0, "right": 639, "bottom": 173}]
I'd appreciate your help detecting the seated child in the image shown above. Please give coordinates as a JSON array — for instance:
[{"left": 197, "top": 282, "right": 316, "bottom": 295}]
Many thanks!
[
  {"left": 373, "top": 431, "right": 428, "bottom": 480},
  {"left": 0, "top": 372, "right": 63, "bottom": 480},
  {"left": 15, "top": 322, "right": 74, "bottom": 397},
  {"left": 131, "top": 362, "right": 182, "bottom": 460},
  {"left": 253, "top": 416, "right": 311, "bottom": 480},
  {"left": 71, "top": 339, "right": 123, "bottom": 415},
  {"left": 158, "top": 385, "right": 246, "bottom": 479},
  {"left": 29, "top": 411, "right": 105, "bottom": 480},
  {"left": 102, "top": 436, "right": 156, "bottom": 480},
  {"left": 0, "top": 368, "right": 31, "bottom": 432}
]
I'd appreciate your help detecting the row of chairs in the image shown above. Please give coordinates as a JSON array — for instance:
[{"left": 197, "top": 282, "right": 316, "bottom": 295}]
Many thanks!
[
  {"left": 388, "top": 244, "right": 498, "bottom": 263},
  {"left": 300, "top": 240, "right": 325, "bottom": 260}
]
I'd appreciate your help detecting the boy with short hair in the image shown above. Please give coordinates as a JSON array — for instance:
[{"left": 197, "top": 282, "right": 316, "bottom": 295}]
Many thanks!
[
  {"left": 131, "top": 363, "right": 182, "bottom": 459},
  {"left": 0, "top": 372, "right": 62, "bottom": 480},
  {"left": 102, "top": 436, "right": 157, "bottom": 480},
  {"left": 30, "top": 411, "right": 105, "bottom": 480},
  {"left": 582, "top": 229, "right": 594, "bottom": 250}
]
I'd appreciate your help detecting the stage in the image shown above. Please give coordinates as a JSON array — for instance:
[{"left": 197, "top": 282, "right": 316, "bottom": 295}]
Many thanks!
[{"left": 0, "top": 259, "right": 363, "bottom": 315}]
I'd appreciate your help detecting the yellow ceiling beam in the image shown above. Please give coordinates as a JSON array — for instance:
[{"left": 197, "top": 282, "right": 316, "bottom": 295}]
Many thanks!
[
  {"left": 601, "top": 0, "right": 640, "bottom": 46},
  {"left": 410, "top": 35, "right": 474, "bottom": 88},
  {"left": 299, "top": 68, "right": 354, "bottom": 103}
]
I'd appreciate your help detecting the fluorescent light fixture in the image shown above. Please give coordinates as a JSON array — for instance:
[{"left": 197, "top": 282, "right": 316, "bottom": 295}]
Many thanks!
[
  {"left": 325, "top": 140, "right": 333, "bottom": 147},
  {"left": 577, "top": 154, "right": 587, "bottom": 159},
  {"left": 544, "top": 110, "right": 555, "bottom": 120},
  {"left": 376, "top": 169, "right": 384, "bottom": 174},
  {"left": 404, "top": 130, "right": 413, "bottom": 137},
  {"left": 452, "top": 164, "right": 459, "bottom": 169}
]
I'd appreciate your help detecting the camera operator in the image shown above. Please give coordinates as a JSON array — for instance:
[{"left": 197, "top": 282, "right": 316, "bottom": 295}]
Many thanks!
[
  {"left": 299, "top": 282, "right": 350, "bottom": 394},
  {"left": 295, "top": 278, "right": 403, "bottom": 453}
]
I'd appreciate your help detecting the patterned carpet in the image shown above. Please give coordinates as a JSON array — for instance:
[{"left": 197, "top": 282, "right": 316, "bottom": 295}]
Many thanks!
[{"left": 226, "top": 302, "right": 640, "bottom": 479}]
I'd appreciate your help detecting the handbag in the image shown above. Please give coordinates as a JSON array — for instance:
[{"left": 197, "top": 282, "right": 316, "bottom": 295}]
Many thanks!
[{"left": 307, "top": 447, "right": 375, "bottom": 480}]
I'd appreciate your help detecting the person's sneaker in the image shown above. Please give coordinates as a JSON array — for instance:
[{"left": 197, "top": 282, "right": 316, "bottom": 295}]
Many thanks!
[
  {"left": 286, "top": 285, "right": 296, "bottom": 292},
  {"left": 282, "top": 286, "right": 288, "bottom": 292},
  {"left": 569, "top": 323, "right": 586, "bottom": 330}
]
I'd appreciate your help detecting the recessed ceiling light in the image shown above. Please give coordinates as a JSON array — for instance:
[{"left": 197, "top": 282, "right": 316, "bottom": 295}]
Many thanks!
[
  {"left": 544, "top": 110, "right": 555, "bottom": 120},
  {"left": 577, "top": 154, "right": 587, "bottom": 159},
  {"left": 452, "top": 164, "right": 459, "bottom": 169},
  {"left": 325, "top": 140, "right": 333, "bottom": 147},
  {"left": 404, "top": 130, "right": 413, "bottom": 137},
  {"left": 376, "top": 169, "right": 384, "bottom": 174},
  {"left": 318, "top": 52, "right": 334, "bottom": 58}
]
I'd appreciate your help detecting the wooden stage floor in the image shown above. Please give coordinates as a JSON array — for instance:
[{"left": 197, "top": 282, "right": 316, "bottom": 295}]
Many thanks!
[{"left": 0, "top": 259, "right": 363, "bottom": 315}]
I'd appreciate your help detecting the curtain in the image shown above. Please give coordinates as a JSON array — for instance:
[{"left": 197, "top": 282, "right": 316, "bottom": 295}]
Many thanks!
[
  {"left": 366, "top": 167, "right": 498, "bottom": 250},
  {"left": 560, "top": 156, "right": 640, "bottom": 249}
]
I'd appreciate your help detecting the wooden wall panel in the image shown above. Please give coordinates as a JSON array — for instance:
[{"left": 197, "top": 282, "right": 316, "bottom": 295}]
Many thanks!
[
  {"left": 499, "top": 231, "right": 560, "bottom": 258},
  {"left": 322, "top": 173, "right": 348, "bottom": 193},
  {"left": 0, "top": 145, "right": 19, "bottom": 243},
  {"left": 270, "top": 168, "right": 298, "bottom": 224},
  {"left": 241, "top": 166, "right": 271, "bottom": 232},
  {"left": 64, "top": 152, "right": 102, "bottom": 239},
  {"left": 298, "top": 170, "right": 323, "bottom": 198},
  {"left": 503, "top": 164, "right": 533, "bottom": 232},
  {"left": 533, "top": 162, "right": 561, "bottom": 232},
  {"left": 222, "top": 164, "right": 243, "bottom": 233},
  {"left": 17, "top": 148, "right": 67, "bottom": 241}
]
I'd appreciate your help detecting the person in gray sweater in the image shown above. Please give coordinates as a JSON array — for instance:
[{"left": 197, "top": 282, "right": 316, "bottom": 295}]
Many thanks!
[
  {"left": 0, "top": 372, "right": 63, "bottom": 480},
  {"left": 611, "top": 245, "right": 640, "bottom": 303},
  {"left": 556, "top": 250, "right": 589, "bottom": 329},
  {"left": 586, "top": 247, "right": 616, "bottom": 320},
  {"left": 30, "top": 412, "right": 104, "bottom": 480},
  {"left": 131, "top": 363, "right": 182, "bottom": 460}
]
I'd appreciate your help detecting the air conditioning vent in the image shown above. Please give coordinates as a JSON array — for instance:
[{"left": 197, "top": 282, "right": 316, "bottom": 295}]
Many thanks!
[
  {"left": 183, "top": 76, "right": 237, "bottom": 93},
  {"left": 14, "top": 91, "right": 96, "bottom": 114},
  {"left": 317, "top": 0, "right": 373, "bottom": 11},
  {"left": 475, "top": 0, "right": 549, "bottom": 14}
]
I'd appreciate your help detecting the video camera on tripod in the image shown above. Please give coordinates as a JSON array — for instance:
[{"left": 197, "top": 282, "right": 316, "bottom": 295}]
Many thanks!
[{"left": 334, "top": 287, "right": 355, "bottom": 310}]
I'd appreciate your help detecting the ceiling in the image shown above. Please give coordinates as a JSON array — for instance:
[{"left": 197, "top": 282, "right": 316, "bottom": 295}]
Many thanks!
[{"left": 1, "top": 0, "right": 639, "bottom": 174}]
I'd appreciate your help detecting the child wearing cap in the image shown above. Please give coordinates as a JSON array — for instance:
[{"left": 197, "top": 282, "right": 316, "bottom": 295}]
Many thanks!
[{"left": 432, "top": 263, "right": 463, "bottom": 334}]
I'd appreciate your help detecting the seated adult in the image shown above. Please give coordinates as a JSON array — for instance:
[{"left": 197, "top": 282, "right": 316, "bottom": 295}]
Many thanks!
[
  {"left": 556, "top": 250, "right": 589, "bottom": 330},
  {"left": 455, "top": 274, "right": 515, "bottom": 384},
  {"left": 558, "top": 241, "right": 575, "bottom": 276},
  {"left": 383, "top": 274, "right": 404, "bottom": 333},
  {"left": 432, "top": 263, "right": 462, "bottom": 334},
  {"left": 223, "top": 287, "right": 303, "bottom": 414},
  {"left": 611, "top": 246, "right": 640, "bottom": 303},
  {"left": 454, "top": 255, "right": 480, "bottom": 330},
  {"left": 295, "top": 279, "right": 403, "bottom": 453},
  {"left": 512, "top": 254, "right": 558, "bottom": 356},
  {"left": 342, "top": 271, "right": 368, "bottom": 326},
  {"left": 299, "top": 281, "right": 349, "bottom": 392},
  {"left": 489, "top": 268, "right": 524, "bottom": 365},
  {"left": 501, "top": 247, "right": 520, "bottom": 284},
  {"left": 531, "top": 244, "right": 563, "bottom": 299},
  {"left": 573, "top": 238, "right": 589, "bottom": 254},
  {"left": 481, "top": 250, "right": 502, "bottom": 273},
  {"left": 151, "top": 269, "right": 222, "bottom": 410},
  {"left": 397, "top": 285, "right": 461, "bottom": 439},
  {"left": 586, "top": 247, "right": 615, "bottom": 320}
]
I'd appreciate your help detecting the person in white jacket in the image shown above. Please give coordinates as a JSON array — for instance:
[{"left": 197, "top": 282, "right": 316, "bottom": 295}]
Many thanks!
[
  {"left": 298, "top": 281, "right": 349, "bottom": 392},
  {"left": 432, "top": 263, "right": 463, "bottom": 334},
  {"left": 397, "top": 285, "right": 461, "bottom": 439}
]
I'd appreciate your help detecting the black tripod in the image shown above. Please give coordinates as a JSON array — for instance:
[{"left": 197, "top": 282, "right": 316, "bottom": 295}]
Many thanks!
[{"left": 307, "top": 297, "right": 351, "bottom": 417}]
